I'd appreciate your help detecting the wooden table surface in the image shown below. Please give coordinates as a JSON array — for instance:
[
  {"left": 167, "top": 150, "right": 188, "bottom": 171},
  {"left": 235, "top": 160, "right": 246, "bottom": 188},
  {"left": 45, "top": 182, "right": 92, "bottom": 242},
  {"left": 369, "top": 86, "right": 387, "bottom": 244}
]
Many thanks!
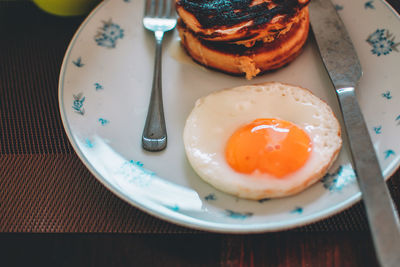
[
  {"left": 1, "top": 1, "right": 399, "bottom": 266},
  {"left": 0, "top": 230, "right": 384, "bottom": 266},
  {"left": 0, "top": 231, "right": 382, "bottom": 266}
]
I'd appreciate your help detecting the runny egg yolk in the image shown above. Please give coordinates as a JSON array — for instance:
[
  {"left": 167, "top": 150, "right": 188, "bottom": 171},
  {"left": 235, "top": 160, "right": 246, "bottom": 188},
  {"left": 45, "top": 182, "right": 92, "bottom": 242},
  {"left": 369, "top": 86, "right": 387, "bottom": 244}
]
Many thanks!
[{"left": 225, "top": 118, "right": 312, "bottom": 178}]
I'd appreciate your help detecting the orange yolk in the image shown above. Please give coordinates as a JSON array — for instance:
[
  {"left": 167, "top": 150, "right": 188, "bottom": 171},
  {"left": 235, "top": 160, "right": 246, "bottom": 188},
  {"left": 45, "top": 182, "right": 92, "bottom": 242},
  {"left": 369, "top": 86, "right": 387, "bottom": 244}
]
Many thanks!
[{"left": 225, "top": 118, "right": 312, "bottom": 178}]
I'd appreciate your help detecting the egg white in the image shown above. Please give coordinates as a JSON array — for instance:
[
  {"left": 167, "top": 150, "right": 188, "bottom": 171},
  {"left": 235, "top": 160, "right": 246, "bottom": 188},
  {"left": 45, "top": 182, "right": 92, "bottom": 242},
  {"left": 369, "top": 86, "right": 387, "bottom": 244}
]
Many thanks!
[{"left": 183, "top": 82, "right": 342, "bottom": 200}]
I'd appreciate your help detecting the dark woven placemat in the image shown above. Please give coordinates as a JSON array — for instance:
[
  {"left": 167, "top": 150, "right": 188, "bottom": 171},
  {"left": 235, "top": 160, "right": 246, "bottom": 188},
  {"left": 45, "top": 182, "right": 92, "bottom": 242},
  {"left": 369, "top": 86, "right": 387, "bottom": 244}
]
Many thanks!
[{"left": 1, "top": 1, "right": 399, "bottom": 233}]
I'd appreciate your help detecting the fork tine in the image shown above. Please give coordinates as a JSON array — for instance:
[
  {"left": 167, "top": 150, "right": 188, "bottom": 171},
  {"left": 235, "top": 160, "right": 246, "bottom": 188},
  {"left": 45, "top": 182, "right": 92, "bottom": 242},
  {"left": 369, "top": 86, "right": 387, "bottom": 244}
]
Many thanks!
[
  {"left": 162, "top": 0, "right": 168, "bottom": 17},
  {"left": 164, "top": 0, "right": 171, "bottom": 18},
  {"left": 169, "top": 0, "right": 176, "bottom": 18},
  {"left": 144, "top": 0, "right": 149, "bottom": 16},
  {"left": 157, "top": 0, "right": 165, "bottom": 17},
  {"left": 145, "top": 0, "right": 155, "bottom": 17}
]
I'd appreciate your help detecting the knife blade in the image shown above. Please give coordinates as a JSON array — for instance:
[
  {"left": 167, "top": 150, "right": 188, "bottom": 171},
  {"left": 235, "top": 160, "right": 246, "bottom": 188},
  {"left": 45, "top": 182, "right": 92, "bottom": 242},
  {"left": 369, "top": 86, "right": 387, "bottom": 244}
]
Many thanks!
[{"left": 309, "top": 0, "right": 400, "bottom": 266}]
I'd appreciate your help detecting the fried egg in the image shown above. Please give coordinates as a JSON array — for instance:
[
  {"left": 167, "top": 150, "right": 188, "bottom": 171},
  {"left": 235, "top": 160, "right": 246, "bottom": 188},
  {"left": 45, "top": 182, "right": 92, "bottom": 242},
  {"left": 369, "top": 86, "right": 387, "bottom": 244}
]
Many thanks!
[{"left": 183, "top": 82, "right": 342, "bottom": 200}]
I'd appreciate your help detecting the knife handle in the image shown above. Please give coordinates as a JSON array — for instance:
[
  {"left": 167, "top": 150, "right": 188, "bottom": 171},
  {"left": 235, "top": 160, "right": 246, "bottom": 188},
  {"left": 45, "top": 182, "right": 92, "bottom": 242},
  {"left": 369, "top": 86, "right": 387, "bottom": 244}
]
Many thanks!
[{"left": 337, "top": 87, "right": 400, "bottom": 267}]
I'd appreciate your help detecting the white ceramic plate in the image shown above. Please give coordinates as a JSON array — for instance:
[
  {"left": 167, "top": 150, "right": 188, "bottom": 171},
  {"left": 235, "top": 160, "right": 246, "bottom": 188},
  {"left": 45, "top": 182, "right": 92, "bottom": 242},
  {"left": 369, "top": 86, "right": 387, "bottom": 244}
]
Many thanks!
[{"left": 59, "top": 0, "right": 400, "bottom": 233}]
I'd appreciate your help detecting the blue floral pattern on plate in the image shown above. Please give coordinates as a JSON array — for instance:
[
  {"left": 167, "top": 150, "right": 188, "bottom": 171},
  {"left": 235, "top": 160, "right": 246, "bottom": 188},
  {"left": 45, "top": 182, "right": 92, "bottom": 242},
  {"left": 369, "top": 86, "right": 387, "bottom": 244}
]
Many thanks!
[
  {"left": 290, "top": 207, "right": 303, "bottom": 214},
  {"left": 118, "top": 160, "right": 155, "bottom": 187},
  {"left": 225, "top": 210, "right": 253, "bottom": 219},
  {"left": 385, "top": 150, "right": 396, "bottom": 159},
  {"left": 72, "top": 93, "right": 85, "bottom": 115},
  {"left": 204, "top": 193, "right": 216, "bottom": 201},
  {"left": 365, "top": 1, "right": 374, "bottom": 9},
  {"left": 367, "top": 29, "right": 400, "bottom": 56},
  {"left": 373, "top": 126, "right": 382, "bottom": 134},
  {"left": 85, "top": 138, "right": 94, "bottom": 148},
  {"left": 98, "top": 118, "right": 109, "bottom": 125},
  {"left": 94, "top": 83, "right": 104, "bottom": 90},
  {"left": 321, "top": 165, "right": 356, "bottom": 192},
  {"left": 382, "top": 91, "right": 392, "bottom": 99},
  {"left": 166, "top": 205, "right": 180, "bottom": 211},
  {"left": 72, "top": 57, "right": 84, "bottom": 67},
  {"left": 95, "top": 19, "right": 124, "bottom": 48},
  {"left": 335, "top": 4, "right": 343, "bottom": 11}
]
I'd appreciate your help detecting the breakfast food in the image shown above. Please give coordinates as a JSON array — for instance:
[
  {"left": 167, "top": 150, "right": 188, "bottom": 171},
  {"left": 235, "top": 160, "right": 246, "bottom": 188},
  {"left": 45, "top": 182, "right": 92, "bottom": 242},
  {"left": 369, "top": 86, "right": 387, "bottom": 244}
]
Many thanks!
[
  {"left": 176, "top": 0, "right": 311, "bottom": 79},
  {"left": 183, "top": 82, "right": 342, "bottom": 200}
]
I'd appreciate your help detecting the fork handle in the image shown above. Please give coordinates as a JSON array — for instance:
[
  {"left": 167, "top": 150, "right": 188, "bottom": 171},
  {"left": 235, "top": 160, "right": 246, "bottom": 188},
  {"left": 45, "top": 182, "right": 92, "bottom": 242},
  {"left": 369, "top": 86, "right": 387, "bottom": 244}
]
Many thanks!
[{"left": 142, "top": 31, "right": 167, "bottom": 151}]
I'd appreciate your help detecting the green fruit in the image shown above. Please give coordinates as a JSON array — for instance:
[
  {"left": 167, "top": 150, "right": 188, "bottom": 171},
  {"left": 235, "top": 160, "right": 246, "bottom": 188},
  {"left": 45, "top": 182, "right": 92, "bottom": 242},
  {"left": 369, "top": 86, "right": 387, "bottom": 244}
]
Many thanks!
[{"left": 33, "top": 0, "right": 100, "bottom": 16}]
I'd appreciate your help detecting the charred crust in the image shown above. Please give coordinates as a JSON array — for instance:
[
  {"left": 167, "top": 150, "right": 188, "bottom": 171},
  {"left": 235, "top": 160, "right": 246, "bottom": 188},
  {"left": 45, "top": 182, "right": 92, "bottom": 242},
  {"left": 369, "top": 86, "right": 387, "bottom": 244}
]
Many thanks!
[{"left": 176, "top": 0, "right": 310, "bottom": 29}]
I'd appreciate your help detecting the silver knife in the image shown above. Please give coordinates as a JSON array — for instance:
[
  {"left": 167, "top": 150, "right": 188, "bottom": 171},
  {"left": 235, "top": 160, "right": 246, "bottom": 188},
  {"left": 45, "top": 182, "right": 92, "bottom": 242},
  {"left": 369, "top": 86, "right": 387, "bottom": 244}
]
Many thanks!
[{"left": 309, "top": 0, "right": 400, "bottom": 266}]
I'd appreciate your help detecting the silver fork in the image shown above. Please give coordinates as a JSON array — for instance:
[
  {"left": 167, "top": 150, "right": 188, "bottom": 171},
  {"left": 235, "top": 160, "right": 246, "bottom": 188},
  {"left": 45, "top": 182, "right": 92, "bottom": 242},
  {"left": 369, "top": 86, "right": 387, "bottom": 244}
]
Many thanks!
[{"left": 142, "top": 0, "right": 177, "bottom": 151}]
